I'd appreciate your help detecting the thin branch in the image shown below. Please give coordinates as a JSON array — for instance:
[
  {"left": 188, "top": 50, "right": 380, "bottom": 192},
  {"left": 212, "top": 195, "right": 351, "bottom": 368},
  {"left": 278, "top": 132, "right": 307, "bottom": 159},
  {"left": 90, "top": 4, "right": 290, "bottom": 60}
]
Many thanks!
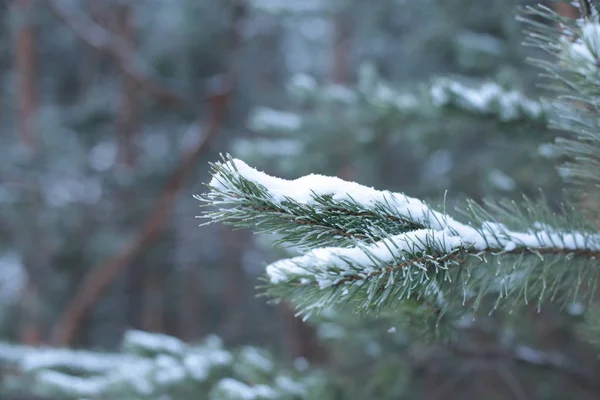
[
  {"left": 327, "top": 245, "right": 600, "bottom": 288},
  {"left": 45, "top": 0, "right": 185, "bottom": 106},
  {"left": 51, "top": 81, "right": 233, "bottom": 346}
]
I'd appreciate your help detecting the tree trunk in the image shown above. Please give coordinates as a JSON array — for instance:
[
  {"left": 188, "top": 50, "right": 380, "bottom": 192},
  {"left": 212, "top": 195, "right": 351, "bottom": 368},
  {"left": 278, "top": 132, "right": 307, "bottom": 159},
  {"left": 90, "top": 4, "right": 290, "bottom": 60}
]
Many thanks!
[
  {"left": 14, "top": 0, "right": 42, "bottom": 345},
  {"left": 141, "top": 268, "right": 166, "bottom": 333},
  {"left": 114, "top": 4, "right": 139, "bottom": 167}
]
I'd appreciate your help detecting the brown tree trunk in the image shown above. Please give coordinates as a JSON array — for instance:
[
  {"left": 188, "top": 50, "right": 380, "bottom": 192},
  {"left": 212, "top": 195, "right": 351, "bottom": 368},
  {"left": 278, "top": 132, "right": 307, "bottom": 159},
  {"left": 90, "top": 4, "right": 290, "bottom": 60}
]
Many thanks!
[
  {"left": 14, "top": 0, "right": 42, "bottom": 346},
  {"left": 177, "top": 267, "right": 204, "bottom": 341},
  {"left": 278, "top": 303, "right": 328, "bottom": 364},
  {"left": 221, "top": 228, "right": 247, "bottom": 313},
  {"left": 141, "top": 268, "right": 166, "bottom": 333},
  {"left": 332, "top": 11, "right": 350, "bottom": 85},
  {"left": 15, "top": 0, "right": 36, "bottom": 149},
  {"left": 553, "top": 2, "right": 579, "bottom": 20},
  {"left": 114, "top": 4, "right": 139, "bottom": 167},
  {"left": 218, "top": 228, "right": 250, "bottom": 340}
]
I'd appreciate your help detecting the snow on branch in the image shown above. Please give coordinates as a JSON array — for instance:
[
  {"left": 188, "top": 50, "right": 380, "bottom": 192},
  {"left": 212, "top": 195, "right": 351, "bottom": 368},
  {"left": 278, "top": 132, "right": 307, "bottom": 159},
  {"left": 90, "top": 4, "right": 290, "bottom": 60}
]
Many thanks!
[
  {"left": 1, "top": 330, "right": 322, "bottom": 399},
  {"left": 430, "top": 78, "right": 546, "bottom": 123},
  {"left": 199, "top": 157, "right": 600, "bottom": 315},
  {"left": 559, "top": 19, "right": 600, "bottom": 75}
]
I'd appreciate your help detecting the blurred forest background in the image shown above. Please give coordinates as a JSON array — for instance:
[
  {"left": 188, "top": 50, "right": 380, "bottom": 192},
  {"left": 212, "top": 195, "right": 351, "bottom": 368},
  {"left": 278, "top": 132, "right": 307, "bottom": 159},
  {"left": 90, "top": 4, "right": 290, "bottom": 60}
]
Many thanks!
[{"left": 1, "top": 0, "right": 599, "bottom": 399}]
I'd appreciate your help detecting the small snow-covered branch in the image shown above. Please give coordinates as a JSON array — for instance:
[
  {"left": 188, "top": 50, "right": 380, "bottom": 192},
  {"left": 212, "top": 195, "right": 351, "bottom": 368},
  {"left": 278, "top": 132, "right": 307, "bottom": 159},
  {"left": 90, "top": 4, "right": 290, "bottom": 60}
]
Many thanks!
[
  {"left": 266, "top": 229, "right": 462, "bottom": 288},
  {"left": 430, "top": 78, "right": 546, "bottom": 122},
  {"left": 205, "top": 158, "right": 462, "bottom": 231},
  {"left": 201, "top": 159, "right": 600, "bottom": 308},
  {"left": 204, "top": 158, "right": 600, "bottom": 251},
  {"left": 560, "top": 20, "right": 600, "bottom": 75}
]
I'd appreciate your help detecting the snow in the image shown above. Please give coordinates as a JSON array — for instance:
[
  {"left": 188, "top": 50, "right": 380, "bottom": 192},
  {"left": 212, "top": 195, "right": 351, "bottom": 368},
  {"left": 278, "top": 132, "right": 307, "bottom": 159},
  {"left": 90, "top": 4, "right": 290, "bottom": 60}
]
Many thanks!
[
  {"left": 288, "top": 73, "right": 318, "bottom": 93},
  {"left": 322, "top": 84, "right": 358, "bottom": 104},
  {"left": 209, "top": 159, "right": 459, "bottom": 231},
  {"left": 266, "top": 229, "right": 463, "bottom": 287},
  {"left": 154, "top": 355, "right": 187, "bottom": 386},
  {"left": 247, "top": 107, "right": 302, "bottom": 133},
  {"left": 184, "top": 347, "right": 233, "bottom": 381},
  {"left": 239, "top": 347, "right": 274, "bottom": 372},
  {"left": 489, "top": 170, "right": 516, "bottom": 192},
  {"left": 250, "top": 0, "right": 328, "bottom": 14},
  {"left": 293, "top": 357, "right": 309, "bottom": 372},
  {"left": 210, "top": 159, "right": 600, "bottom": 285},
  {"left": 215, "top": 378, "right": 278, "bottom": 400},
  {"left": 123, "top": 330, "right": 185, "bottom": 356},
  {"left": 0, "top": 253, "right": 26, "bottom": 304},
  {"left": 275, "top": 375, "right": 306, "bottom": 395},
  {"left": 89, "top": 141, "right": 117, "bottom": 172},
  {"left": 430, "top": 78, "right": 544, "bottom": 121},
  {"left": 561, "top": 22, "right": 600, "bottom": 74},
  {"left": 20, "top": 347, "right": 135, "bottom": 373},
  {"left": 537, "top": 143, "right": 557, "bottom": 158},
  {"left": 36, "top": 371, "right": 110, "bottom": 397}
]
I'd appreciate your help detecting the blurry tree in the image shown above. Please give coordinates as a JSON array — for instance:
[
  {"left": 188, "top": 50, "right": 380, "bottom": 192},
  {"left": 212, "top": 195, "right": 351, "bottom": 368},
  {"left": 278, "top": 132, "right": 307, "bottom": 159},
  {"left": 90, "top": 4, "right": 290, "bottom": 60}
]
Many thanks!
[{"left": 2, "top": 0, "right": 600, "bottom": 399}]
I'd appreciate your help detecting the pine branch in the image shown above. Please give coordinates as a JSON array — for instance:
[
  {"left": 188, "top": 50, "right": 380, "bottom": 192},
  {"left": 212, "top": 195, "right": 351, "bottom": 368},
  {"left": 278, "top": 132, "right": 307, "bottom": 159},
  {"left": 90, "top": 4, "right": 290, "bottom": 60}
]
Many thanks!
[
  {"left": 429, "top": 78, "right": 547, "bottom": 124},
  {"left": 199, "top": 158, "right": 600, "bottom": 318},
  {"left": 196, "top": 156, "right": 428, "bottom": 249},
  {"left": 520, "top": 2, "right": 600, "bottom": 209}
]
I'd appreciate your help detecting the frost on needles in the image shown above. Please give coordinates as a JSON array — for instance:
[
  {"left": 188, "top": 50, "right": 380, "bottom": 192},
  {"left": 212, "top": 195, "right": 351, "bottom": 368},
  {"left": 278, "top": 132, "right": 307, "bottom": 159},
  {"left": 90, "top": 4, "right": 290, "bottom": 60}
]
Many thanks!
[{"left": 196, "top": 157, "right": 600, "bottom": 318}]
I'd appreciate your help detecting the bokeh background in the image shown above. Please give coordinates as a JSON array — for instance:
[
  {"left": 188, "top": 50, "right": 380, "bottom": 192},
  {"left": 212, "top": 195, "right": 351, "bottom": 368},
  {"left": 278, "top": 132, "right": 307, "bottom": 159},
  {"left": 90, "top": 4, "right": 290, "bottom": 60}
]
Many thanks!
[{"left": 1, "top": 0, "right": 599, "bottom": 399}]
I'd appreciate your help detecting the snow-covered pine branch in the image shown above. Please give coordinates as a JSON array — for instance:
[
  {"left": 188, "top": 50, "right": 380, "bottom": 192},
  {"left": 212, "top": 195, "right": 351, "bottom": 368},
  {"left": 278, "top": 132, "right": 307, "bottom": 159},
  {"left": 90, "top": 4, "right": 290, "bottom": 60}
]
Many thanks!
[
  {"left": 198, "top": 157, "right": 600, "bottom": 317},
  {"left": 429, "top": 77, "right": 547, "bottom": 123}
]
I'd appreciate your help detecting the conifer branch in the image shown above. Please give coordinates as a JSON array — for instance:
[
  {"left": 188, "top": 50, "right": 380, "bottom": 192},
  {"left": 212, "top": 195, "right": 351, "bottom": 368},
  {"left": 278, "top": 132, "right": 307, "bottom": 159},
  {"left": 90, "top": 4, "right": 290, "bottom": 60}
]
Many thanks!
[
  {"left": 520, "top": 2, "right": 600, "bottom": 209},
  {"left": 198, "top": 158, "right": 600, "bottom": 317}
]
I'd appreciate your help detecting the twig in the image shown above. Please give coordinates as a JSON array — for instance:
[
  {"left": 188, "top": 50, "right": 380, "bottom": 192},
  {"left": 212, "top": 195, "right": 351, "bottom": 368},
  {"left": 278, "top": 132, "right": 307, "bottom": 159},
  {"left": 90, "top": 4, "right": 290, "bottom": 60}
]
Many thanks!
[
  {"left": 45, "top": 0, "right": 185, "bottom": 106},
  {"left": 50, "top": 81, "right": 233, "bottom": 346}
]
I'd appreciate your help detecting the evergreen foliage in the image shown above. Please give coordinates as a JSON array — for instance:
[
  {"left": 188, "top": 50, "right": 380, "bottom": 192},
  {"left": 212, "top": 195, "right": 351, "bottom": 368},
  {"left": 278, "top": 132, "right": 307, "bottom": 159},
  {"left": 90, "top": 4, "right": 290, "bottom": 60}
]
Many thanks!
[
  {"left": 199, "top": 0, "right": 600, "bottom": 347},
  {"left": 4, "top": 1, "right": 600, "bottom": 399}
]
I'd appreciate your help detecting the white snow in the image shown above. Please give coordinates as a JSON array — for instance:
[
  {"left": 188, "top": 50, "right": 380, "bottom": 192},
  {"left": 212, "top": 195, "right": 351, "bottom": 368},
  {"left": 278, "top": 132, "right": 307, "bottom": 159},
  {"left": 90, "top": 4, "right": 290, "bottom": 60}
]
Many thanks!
[
  {"left": 123, "top": 330, "right": 185, "bottom": 356},
  {"left": 322, "top": 84, "right": 358, "bottom": 104},
  {"left": 274, "top": 375, "right": 307, "bottom": 395},
  {"left": 214, "top": 378, "right": 278, "bottom": 400},
  {"left": 210, "top": 159, "right": 600, "bottom": 285},
  {"left": 89, "top": 141, "right": 117, "bottom": 172},
  {"left": 247, "top": 107, "right": 302, "bottom": 133},
  {"left": 239, "top": 347, "right": 274, "bottom": 372},
  {"left": 36, "top": 371, "right": 110, "bottom": 397},
  {"left": 154, "top": 355, "right": 187, "bottom": 386},
  {"left": 184, "top": 347, "right": 233, "bottom": 381},
  {"left": 288, "top": 73, "right": 318, "bottom": 94},
  {"left": 489, "top": 170, "right": 516, "bottom": 192},
  {"left": 561, "top": 22, "right": 600, "bottom": 74},
  {"left": 20, "top": 347, "right": 135, "bottom": 373},
  {"left": 430, "top": 78, "right": 544, "bottom": 121},
  {"left": 266, "top": 229, "right": 463, "bottom": 287},
  {"left": 0, "top": 253, "right": 26, "bottom": 304},
  {"left": 250, "top": 0, "right": 328, "bottom": 14}
]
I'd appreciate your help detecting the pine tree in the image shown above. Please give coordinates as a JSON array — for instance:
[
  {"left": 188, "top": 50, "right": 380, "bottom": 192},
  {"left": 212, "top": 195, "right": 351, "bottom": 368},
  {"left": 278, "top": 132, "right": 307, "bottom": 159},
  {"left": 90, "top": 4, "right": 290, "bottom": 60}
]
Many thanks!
[
  {"left": 197, "top": 0, "right": 600, "bottom": 397},
  {"left": 4, "top": 1, "right": 600, "bottom": 399}
]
